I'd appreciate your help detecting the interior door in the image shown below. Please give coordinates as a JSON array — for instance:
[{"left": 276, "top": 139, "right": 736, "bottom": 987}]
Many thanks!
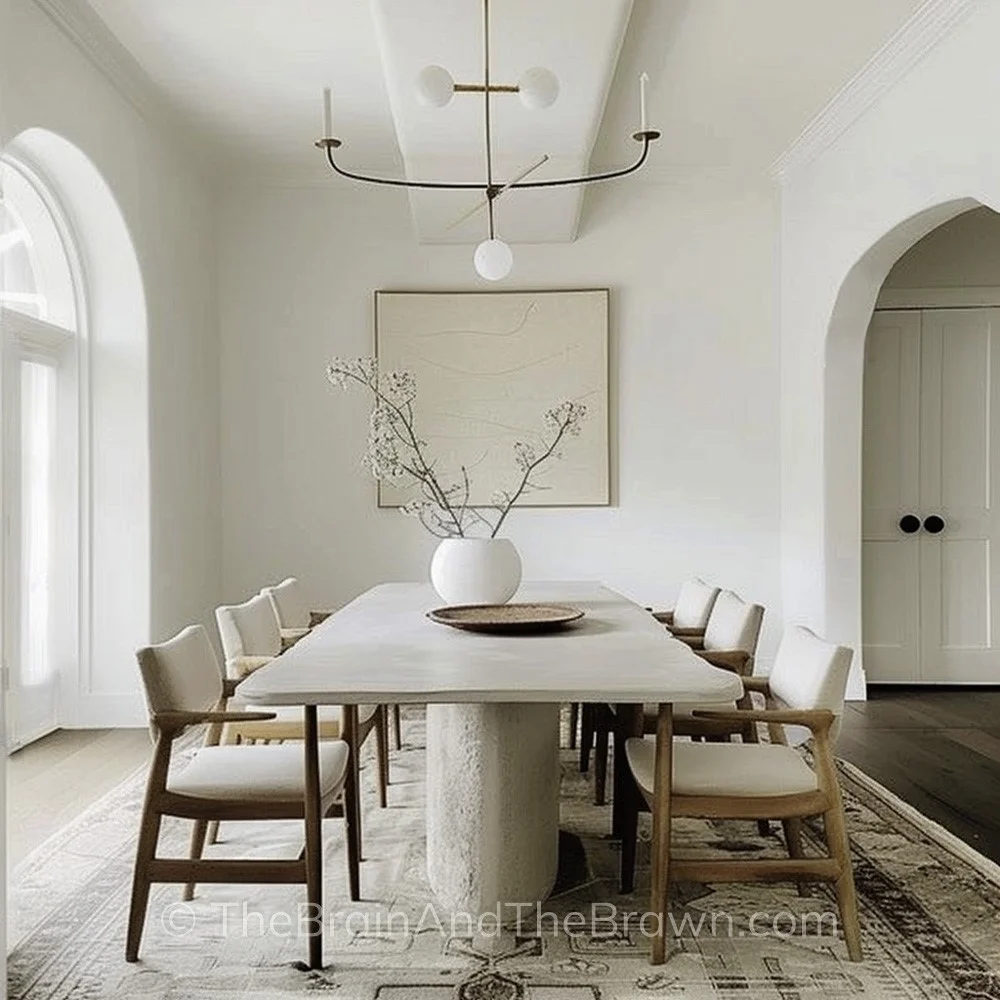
[
  {"left": 862, "top": 311, "right": 922, "bottom": 682},
  {"left": 863, "top": 307, "right": 1000, "bottom": 684},
  {"left": 918, "top": 309, "right": 1000, "bottom": 682}
]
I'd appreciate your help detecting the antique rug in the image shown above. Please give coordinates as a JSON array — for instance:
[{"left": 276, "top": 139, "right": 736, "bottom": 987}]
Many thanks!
[{"left": 8, "top": 708, "right": 1000, "bottom": 999}]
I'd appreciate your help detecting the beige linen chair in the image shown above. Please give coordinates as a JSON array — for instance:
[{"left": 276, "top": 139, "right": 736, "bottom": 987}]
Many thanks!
[
  {"left": 213, "top": 594, "right": 388, "bottom": 849},
  {"left": 262, "top": 576, "right": 330, "bottom": 648},
  {"left": 264, "top": 577, "right": 405, "bottom": 749},
  {"left": 578, "top": 579, "right": 721, "bottom": 771},
  {"left": 625, "top": 626, "right": 861, "bottom": 964},
  {"left": 126, "top": 624, "right": 358, "bottom": 964},
  {"left": 650, "top": 578, "right": 721, "bottom": 636},
  {"left": 593, "top": 591, "right": 764, "bottom": 806}
]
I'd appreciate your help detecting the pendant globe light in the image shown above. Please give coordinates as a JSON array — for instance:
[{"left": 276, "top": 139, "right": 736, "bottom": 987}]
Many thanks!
[{"left": 316, "top": 0, "right": 660, "bottom": 280}]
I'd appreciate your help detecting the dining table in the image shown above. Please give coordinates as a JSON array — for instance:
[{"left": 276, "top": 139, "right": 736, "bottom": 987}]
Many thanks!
[{"left": 237, "top": 581, "right": 745, "bottom": 969}]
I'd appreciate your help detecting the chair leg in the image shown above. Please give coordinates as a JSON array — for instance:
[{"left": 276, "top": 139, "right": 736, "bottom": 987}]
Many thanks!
[
  {"left": 182, "top": 819, "right": 209, "bottom": 902},
  {"left": 392, "top": 704, "right": 403, "bottom": 749},
  {"left": 594, "top": 722, "right": 609, "bottom": 806},
  {"left": 206, "top": 821, "right": 221, "bottom": 846},
  {"left": 125, "top": 808, "right": 163, "bottom": 962},
  {"left": 782, "top": 817, "right": 810, "bottom": 897},
  {"left": 579, "top": 704, "right": 595, "bottom": 773},
  {"left": 375, "top": 706, "right": 389, "bottom": 809},
  {"left": 569, "top": 702, "right": 579, "bottom": 749},
  {"left": 618, "top": 765, "right": 640, "bottom": 895},
  {"left": 823, "top": 804, "right": 863, "bottom": 961}
]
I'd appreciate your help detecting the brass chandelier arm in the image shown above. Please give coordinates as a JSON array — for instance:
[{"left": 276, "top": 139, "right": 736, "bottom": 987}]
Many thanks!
[
  {"left": 317, "top": 132, "right": 660, "bottom": 196},
  {"left": 317, "top": 142, "right": 489, "bottom": 192},
  {"left": 507, "top": 131, "right": 661, "bottom": 190}
]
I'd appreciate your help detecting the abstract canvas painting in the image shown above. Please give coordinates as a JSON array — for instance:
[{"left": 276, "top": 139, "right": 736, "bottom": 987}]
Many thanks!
[{"left": 375, "top": 289, "right": 609, "bottom": 508}]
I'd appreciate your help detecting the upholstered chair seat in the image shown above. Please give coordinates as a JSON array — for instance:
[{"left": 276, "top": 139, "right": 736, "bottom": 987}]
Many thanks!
[
  {"left": 169, "top": 741, "right": 349, "bottom": 804},
  {"left": 626, "top": 738, "right": 819, "bottom": 799}
]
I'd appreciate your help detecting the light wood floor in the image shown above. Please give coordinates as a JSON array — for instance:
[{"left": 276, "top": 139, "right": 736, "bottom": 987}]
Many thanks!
[{"left": 6, "top": 728, "right": 151, "bottom": 872}]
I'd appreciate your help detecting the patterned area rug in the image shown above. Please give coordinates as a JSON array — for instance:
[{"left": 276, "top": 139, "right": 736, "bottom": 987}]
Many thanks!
[{"left": 8, "top": 708, "right": 1000, "bottom": 999}]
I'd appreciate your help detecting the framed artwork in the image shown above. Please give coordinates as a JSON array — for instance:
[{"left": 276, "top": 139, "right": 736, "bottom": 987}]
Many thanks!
[{"left": 374, "top": 289, "right": 609, "bottom": 508}]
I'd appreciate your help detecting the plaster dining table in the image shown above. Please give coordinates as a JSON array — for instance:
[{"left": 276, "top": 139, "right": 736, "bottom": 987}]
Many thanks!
[{"left": 238, "top": 581, "right": 744, "bottom": 969}]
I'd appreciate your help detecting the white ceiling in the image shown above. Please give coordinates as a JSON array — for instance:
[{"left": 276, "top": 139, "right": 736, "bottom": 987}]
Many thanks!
[{"left": 81, "top": 0, "right": 926, "bottom": 241}]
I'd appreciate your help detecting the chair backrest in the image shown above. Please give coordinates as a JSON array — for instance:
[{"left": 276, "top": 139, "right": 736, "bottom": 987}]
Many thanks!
[
  {"left": 672, "top": 578, "right": 720, "bottom": 630},
  {"left": 769, "top": 625, "right": 854, "bottom": 741},
  {"left": 215, "top": 593, "right": 282, "bottom": 661},
  {"left": 262, "top": 576, "right": 310, "bottom": 630},
  {"left": 136, "top": 624, "right": 223, "bottom": 721},
  {"left": 702, "top": 590, "right": 764, "bottom": 655}
]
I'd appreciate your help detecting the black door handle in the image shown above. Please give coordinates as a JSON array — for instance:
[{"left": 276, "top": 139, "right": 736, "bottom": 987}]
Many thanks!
[
  {"left": 923, "top": 514, "right": 946, "bottom": 535},
  {"left": 898, "top": 514, "right": 921, "bottom": 534}
]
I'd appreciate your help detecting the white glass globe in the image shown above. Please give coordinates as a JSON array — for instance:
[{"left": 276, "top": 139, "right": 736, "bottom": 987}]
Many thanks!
[
  {"left": 474, "top": 239, "right": 513, "bottom": 281},
  {"left": 415, "top": 65, "right": 455, "bottom": 108},
  {"left": 518, "top": 67, "right": 560, "bottom": 110}
]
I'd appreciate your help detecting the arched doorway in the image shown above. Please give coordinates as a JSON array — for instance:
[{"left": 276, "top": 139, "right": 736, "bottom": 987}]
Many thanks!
[
  {"left": 862, "top": 207, "right": 1000, "bottom": 684},
  {"left": 820, "top": 199, "right": 985, "bottom": 696}
]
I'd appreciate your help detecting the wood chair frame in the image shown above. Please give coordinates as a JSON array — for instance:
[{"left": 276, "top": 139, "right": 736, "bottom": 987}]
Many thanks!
[
  {"left": 126, "top": 680, "right": 361, "bottom": 967},
  {"left": 590, "top": 648, "right": 756, "bottom": 807},
  {"left": 635, "top": 687, "right": 862, "bottom": 965}
]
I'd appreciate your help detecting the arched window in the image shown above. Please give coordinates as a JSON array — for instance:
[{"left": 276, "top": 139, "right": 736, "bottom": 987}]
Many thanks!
[{"left": 1, "top": 158, "right": 82, "bottom": 749}]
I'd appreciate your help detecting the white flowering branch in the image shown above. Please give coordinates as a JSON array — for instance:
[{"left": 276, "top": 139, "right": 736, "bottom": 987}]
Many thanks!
[{"left": 326, "top": 356, "right": 586, "bottom": 539}]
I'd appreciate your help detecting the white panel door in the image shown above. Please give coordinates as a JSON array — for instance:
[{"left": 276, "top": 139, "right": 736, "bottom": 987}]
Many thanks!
[
  {"left": 918, "top": 309, "right": 1000, "bottom": 682},
  {"left": 862, "top": 311, "right": 922, "bottom": 682},
  {"left": 863, "top": 307, "right": 1000, "bottom": 684}
]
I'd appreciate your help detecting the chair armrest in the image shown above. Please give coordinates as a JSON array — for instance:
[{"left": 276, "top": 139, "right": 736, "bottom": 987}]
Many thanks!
[
  {"left": 155, "top": 709, "right": 278, "bottom": 733},
  {"left": 697, "top": 649, "right": 752, "bottom": 675},
  {"left": 668, "top": 626, "right": 704, "bottom": 638},
  {"left": 650, "top": 610, "right": 674, "bottom": 624},
  {"left": 741, "top": 675, "right": 771, "bottom": 694},
  {"left": 222, "top": 677, "right": 241, "bottom": 698},
  {"left": 692, "top": 707, "right": 835, "bottom": 735},
  {"left": 226, "top": 655, "right": 274, "bottom": 678},
  {"left": 309, "top": 610, "right": 332, "bottom": 628}
]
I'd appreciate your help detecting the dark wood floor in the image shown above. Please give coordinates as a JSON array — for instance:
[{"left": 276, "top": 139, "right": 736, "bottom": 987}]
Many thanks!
[{"left": 838, "top": 687, "right": 1000, "bottom": 865}]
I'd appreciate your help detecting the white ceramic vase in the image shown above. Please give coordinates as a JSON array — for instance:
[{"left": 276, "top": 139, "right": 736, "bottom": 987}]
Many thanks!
[{"left": 430, "top": 537, "right": 522, "bottom": 606}]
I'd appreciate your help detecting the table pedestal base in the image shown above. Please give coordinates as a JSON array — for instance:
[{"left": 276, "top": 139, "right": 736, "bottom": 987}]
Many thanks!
[{"left": 426, "top": 702, "right": 560, "bottom": 917}]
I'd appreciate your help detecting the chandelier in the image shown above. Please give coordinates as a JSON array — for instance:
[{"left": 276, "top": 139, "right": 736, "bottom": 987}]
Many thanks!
[{"left": 316, "top": 0, "right": 660, "bottom": 280}]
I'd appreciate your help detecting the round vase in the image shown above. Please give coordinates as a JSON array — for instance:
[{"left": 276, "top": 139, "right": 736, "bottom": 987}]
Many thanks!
[{"left": 430, "top": 538, "right": 522, "bottom": 605}]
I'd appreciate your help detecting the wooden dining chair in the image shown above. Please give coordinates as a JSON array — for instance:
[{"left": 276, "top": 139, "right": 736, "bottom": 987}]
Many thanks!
[
  {"left": 263, "top": 578, "right": 407, "bottom": 751},
  {"left": 624, "top": 626, "right": 861, "bottom": 964},
  {"left": 650, "top": 578, "right": 721, "bottom": 637},
  {"left": 261, "top": 576, "right": 333, "bottom": 649},
  {"left": 212, "top": 594, "right": 388, "bottom": 849},
  {"left": 127, "top": 624, "right": 359, "bottom": 964},
  {"left": 579, "top": 579, "right": 721, "bottom": 773},
  {"left": 592, "top": 591, "right": 764, "bottom": 806}
]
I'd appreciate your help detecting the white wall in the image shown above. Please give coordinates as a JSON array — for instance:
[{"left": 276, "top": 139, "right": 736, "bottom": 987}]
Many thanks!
[
  {"left": 779, "top": 0, "right": 1000, "bottom": 695},
  {"left": 882, "top": 206, "right": 1000, "bottom": 289},
  {"left": 218, "top": 176, "right": 784, "bottom": 662},
  {"left": 1, "top": 0, "right": 222, "bottom": 724}
]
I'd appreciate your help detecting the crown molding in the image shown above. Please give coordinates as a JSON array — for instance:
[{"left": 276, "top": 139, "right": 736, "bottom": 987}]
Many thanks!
[
  {"left": 771, "top": 0, "right": 979, "bottom": 184},
  {"left": 30, "top": 0, "right": 214, "bottom": 170},
  {"left": 33, "top": 0, "right": 164, "bottom": 121}
]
